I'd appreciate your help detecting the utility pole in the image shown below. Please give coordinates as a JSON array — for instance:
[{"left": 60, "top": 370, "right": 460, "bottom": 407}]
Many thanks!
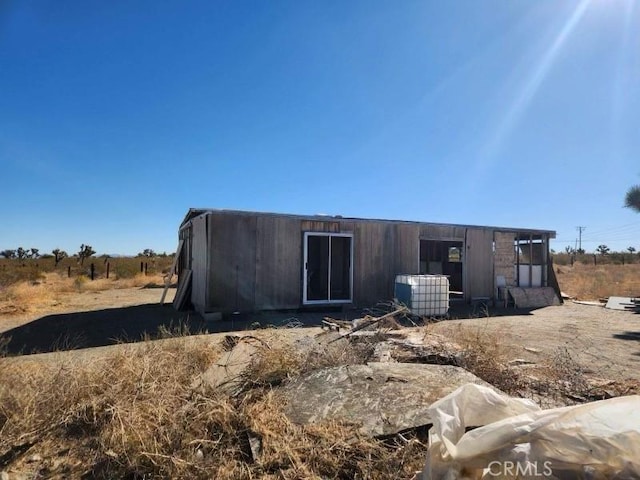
[{"left": 576, "top": 226, "right": 586, "bottom": 252}]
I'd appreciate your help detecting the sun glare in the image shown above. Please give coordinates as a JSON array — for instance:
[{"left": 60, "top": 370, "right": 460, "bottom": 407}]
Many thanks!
[{"left": 483, "top": 0, "right": 592, "bottom": 159}]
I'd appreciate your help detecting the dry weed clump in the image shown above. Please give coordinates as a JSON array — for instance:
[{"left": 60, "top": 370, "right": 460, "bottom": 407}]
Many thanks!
[
  {"left": 437, "top": 322, "right": 526, "bottom": 395},
  {"left": 0, "top": 335, "right": 427, "bottom": 479}
]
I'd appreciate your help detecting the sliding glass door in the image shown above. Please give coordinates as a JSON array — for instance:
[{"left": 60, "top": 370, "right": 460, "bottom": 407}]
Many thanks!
[{"left": 303, "top": 233, "right": 353, "bottom": 304}]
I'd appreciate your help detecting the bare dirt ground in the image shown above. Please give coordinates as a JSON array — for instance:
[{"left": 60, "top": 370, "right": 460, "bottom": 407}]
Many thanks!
[
  {"left": 430, "top": 303, "right": 640, "bottom": 382},
  {"left": 0, "top": 286, "right": 176, "bottom": 334},
  {"left": 2, "top": 286, "right": 639, "bottom": 383}
]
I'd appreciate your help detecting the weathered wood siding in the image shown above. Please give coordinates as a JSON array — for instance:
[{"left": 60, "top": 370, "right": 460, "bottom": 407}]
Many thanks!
[
  {"left": 394, "top": 223, "right": 420, "bottom": 275},
  {"left": 464, "top": 228, "right": 494, "bottom": 299},
  {"left": 300, "top": 220, "right": 340, "bottom": 233},
  {"left": 353, "top": 222, "right": 395, "bottom": 306},
  {"left": 255, "top": 215, "right": 301, "bottom": 309},
  {"left": 191, "top": 215, "right": 209, "bottom": 313},
  {"left": 420, "top": 224, "right": 465, "bottom": 240},
  {"left": 208, "top": 214, "right": 257, "bottom": 312},
  {"left": 188, "top": 210, "right": 553, "bottom": 312}
]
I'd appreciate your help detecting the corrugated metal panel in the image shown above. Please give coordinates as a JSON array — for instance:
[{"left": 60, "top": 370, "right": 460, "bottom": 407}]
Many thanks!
[
  {"left": 254, "top": 216, "right": 302, "bottom": 309},
  {"left": 464, "top": 228, "right": 495, "bottom": 300},
  {"left": 190, "top": 215, "right": 208, "bottom": 313}
]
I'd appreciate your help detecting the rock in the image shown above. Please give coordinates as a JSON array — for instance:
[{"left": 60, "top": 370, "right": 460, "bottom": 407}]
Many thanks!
[
  {"left": 282, "top": 363, "right": 497, "bottom": 437},
  {"left": 0, "top": 471, "right": 9, "bottom": 480},
  {"left": 27, "top": 454, "right": 42, "bottom": 463},
  {"left": 192, "top": 338, "right": 259, "bottom": 394},
  {"left": 247, "top": 432, "right": 262, "bottom": 461}
]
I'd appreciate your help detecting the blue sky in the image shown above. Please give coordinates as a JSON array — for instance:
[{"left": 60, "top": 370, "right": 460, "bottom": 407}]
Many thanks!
[{"left": 1, "top": 0, "right": 639, "bottom": 255}]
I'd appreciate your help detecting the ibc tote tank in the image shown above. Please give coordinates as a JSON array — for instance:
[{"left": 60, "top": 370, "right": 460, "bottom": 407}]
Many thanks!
[{"left": 394, "top": 274, "right": 449, "bottom": 316}]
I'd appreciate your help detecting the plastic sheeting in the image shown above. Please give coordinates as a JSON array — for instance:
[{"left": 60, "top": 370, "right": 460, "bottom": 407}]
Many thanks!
[{"left": 422, "top": 384, "right": 640, "bottom": 479}]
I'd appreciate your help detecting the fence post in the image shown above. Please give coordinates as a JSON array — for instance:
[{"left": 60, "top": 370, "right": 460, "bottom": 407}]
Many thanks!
[
  {"left": 68, "top": 266, "right": 71, "bottom": 278},
  {"left": 593, "top": 254, "right": 597, "bottom": 266},
  {"left": 106, "top": 262, "right": 110, "bottom": 279},
  {"left": 140, "top": 261, "right": 144, "bottom": 273},
  {"left": 90, "top": 263, "right": 95, "bottom": 280},
  {"left": 144, "top": 262, "right": 148, "bottom": 276}
]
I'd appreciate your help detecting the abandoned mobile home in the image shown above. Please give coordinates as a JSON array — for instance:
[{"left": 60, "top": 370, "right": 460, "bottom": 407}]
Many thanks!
[{"left": 174, "top": 209, "right": 559, "bottom": 315}]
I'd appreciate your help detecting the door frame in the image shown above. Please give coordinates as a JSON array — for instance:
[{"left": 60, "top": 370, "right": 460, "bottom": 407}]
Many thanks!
[{"left": 302, "top": 232, "right": 354, "bottom": 305}]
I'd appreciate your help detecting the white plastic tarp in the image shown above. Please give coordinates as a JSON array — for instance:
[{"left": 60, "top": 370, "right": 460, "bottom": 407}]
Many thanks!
[{"left": 422, "top": 383, "right": 640, "bottom": 479}]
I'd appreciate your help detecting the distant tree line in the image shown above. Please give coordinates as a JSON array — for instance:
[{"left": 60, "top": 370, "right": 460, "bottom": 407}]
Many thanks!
[
  {"left": 553, "top": 245, "right": 640, "bottom": 266},
  {"left": 1, "top": 245, "right": 172, "bottom": 265}
]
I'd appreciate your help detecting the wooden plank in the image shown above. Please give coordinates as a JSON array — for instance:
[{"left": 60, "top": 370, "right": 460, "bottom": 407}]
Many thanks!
[
  {"left": 254, "top": 216, "right": 301, "bottom": 309},
  {"left": 191, "top": 215, "right": 209, "bottom": 313},
  {"left": 172, "top": 269, "right": 192, "bottom": 310},
  {"left": 160, "top": 238, "right": 184, "bottom": 305},
  {"left": 464, "top": 228, "right": 494, "bottom": 300}
]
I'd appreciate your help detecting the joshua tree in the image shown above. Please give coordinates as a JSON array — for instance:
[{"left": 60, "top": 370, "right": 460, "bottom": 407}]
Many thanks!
[
  {"left": 77, "top": 244, "right": 96, "bottom": 265},
  {"left": 628, "top": 246, "right": 636, "bottom": 255},
  {"left": 0, "top": 249, "right": 16, "bottom": 259},
  {"left": 16, "top": 247, "right": 28, "bottom": 260},
  {"left": 29, "top": 248, "right": 40, "bottom": 259},
  {"left": 625, "top": 185, "right": 640, "bottom": 213},
  {"left": 52, "top": 248, "right": 68, "bottom": 267},
  {"left": 596, "top": 244, "right": 610, "bottom": 256},
  {"left": 138, "top": 248, "right": 156, "bottom": 258}
]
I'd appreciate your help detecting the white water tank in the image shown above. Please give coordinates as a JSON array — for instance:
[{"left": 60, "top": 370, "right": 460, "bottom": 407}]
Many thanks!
[{"left": 394, "top": 274, "right": 449, "bottom": 316}]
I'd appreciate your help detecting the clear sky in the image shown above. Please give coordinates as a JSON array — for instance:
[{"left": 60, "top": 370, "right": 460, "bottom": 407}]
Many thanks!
[{"left": 1, "top": 0, "right": 639, "bottom": 255}]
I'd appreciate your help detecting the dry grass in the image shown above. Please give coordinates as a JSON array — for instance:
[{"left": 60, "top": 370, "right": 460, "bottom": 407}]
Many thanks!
[
  {"left": 424, "top": 321, "right": 640, "bottom": 407},
  {"left": 555, "top": 263, "right": 640, "bottom": 300},
  {"left": 431, "top": 322, "right": 527, "bottom": 396},
  {"left": 0, "top": 272, "right": 165, "bottom": 316},
  {"left": 0, "top": 335, "right": 427, "bottom": 479}
]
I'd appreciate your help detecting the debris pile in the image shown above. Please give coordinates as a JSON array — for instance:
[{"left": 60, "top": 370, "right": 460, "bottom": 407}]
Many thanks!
[
  {"left": 605, "top": 296, "right": 640, "bottom": 313},
  {"left": 422, "top": 383, "right": 640, "bottom": 480},
  {"left": 3, "top": 304, "right": 640, "bottom": 479}
]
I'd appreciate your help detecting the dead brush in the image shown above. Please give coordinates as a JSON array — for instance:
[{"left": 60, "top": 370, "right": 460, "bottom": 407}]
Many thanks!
[
  {"left": 435, "top": 322, "right": 526, "bottom": 395},
  {"left": 530, "top": 346, "right": 590, "bottom": 403},
  {"left": 0, "top": 335, "right": 427, "bottom": 479}
]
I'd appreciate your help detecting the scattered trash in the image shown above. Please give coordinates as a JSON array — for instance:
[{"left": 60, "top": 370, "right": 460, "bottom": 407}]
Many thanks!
[
  {"left": 605, "top": 296, "right": 640, "bottom": 313},
  {"left": 421, "top": 383, "right": 640, "bottom": 479},
  {"left": 279, "top": 317, "right": 304, "bottom": 328},
  {"left": 571, "top": 299, "right": 605, "bottom": 307},
  {"left": 523, "top": 346, "right": 541, "bottom": 353},
  {"left": 327, "top": 306, "right": 409, "bottom": 344}
]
